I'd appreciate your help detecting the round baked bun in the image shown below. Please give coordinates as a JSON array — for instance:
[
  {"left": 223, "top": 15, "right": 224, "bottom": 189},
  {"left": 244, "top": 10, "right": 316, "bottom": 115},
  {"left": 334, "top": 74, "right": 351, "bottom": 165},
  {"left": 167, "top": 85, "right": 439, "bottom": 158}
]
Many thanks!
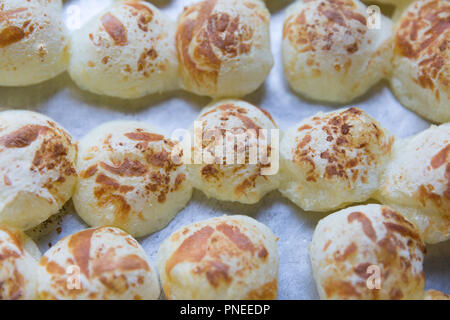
[
  {"left": 176, "top": 0, "right": 273, "bottom": 98},
  {"left": 69, "top": 0, "right": 178, "bottom": 99},
  {"left": 310, "top": 204, "right": 426, "bottom": 300},
  {"left": 0, "top": 110, "right": 77, "bottom": 230},
  {"left": 0, "top": 0, "right": 68, "bottom": 86},
  {"left": 424, "top": 290, "right": 450, "bottom": 300},
  {"left": 0, "top": 225, "right": 40, "bottom": 300},
  {"left": 390, "top": 0, "right": 449, "bottom": 123},
  {"left": 38, "top": 226, "right": 160, "bottom": 300},
  {"left": 157, "top": 215, "right": 278, "bottom": 300},
  {"left": 377, "top": 123, "right": 450, "bottom": 244},
  {"left": 188, "top": 99, "right": 279, "bottom": 204},
  {"left": 282, "top": 0, "right": 393, "bottom": 103},
  {"left": 279, "top": 107, "right": 394, "bottom": 212},
  {"left": 73, "top": 121, "right": 192, "bottom": 238}
]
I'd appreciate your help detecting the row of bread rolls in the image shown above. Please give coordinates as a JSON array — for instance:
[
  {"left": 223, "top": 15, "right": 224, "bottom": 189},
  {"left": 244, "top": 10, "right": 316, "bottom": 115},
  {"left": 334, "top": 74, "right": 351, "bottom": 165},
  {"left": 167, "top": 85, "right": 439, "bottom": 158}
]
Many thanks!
[
  {"left": 0, "top": 215, "right": 279, "bottom": 300},
  {"left": 282, "top": 0, "right": 449, "bottom": 123},
  {"left": 0, "top": 0, "right": 274, "bottom": 99},
  {"left": 0, "top": 102, "right": 448, "bottom": 245},
  {"left": 0, "top": 107, "right": 447, "bottom": 299},
  {"left": 69, "top": 0, "right": 273, "bottom": 98},
  {"left": 1, "top": 0, "right": 448, "bottom": 123},
  {"left": 2, "top": 206, "right": 448, "bottom": 300}
]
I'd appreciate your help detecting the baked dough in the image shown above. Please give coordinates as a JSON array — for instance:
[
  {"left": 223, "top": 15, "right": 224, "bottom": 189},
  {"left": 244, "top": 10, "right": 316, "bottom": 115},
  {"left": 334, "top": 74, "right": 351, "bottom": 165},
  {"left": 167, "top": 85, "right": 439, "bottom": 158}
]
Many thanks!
[
  {"left": 280, "top": 107, "right": 394, "bottom": 212},
  {"left": 157, "top": 215, "right": 278, "bottom": 300},
  {"left": 188, "top": 99, "right": 279, "bottom": 204},
  {"left": 176, "top": 0, "right": 273, "bottom": 98},
  {"left": 309, "top": 204, "right": 426, "bottom": 300},
  {"left": 282, "top": 0, "right": 393, "bottom": 103},
  {"left": 424, "top": 290, "right": 450, "bottom": 300},
  {"left": 377, "top": 123, "right": 450, "bottom": 244},
  {"left": 0, "top": 0, "right": 68, "bottom": 86},
  {"left": 390, "top": 0, "right": 449, "bottom": 123},
  {"left": 69, "top": 0, "right": 178, "bottom": 98},
  {"left": 0, "top": 225, "right": 40, "bottom": 300},
  {"left": 38, "top": 226, "right": 160, "bottom": 300},
  {"left": 0, "top": 110, "right": 77, "bottom": 230},
  {"left": 73, "top": 121, "right": 192, "bottom": 238}
]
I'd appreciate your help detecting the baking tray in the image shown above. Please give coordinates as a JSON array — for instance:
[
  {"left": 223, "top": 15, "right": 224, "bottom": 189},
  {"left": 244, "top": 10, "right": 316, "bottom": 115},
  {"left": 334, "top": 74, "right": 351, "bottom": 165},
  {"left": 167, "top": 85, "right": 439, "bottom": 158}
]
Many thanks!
[{"left": 0, "top": 0, "right": 448, "bottom": 299}]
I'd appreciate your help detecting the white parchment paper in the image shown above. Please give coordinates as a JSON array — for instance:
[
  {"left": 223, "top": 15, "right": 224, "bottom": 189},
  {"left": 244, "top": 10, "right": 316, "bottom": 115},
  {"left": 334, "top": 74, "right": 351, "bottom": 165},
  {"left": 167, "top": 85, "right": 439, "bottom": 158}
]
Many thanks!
[{"left": 0, "top": 0, "right": 448, "bottom": 299}]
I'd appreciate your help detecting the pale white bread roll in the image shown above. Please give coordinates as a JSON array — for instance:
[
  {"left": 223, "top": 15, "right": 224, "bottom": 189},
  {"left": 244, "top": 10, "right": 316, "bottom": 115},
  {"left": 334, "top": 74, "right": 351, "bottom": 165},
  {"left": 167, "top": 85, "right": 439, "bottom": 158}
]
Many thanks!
[
  {"left": 188, "top": 99, "right": 279, "bottom": 204},
  {"left": 157, "top": 215, "right": 278, "bottom": 300},
  {"left": 176, "top": 0, "right": 273, "bottom": 98},
  {"left": 0, "top": 225, "right": 40, "bottom": 300},
  {"left": 391, "top": 0, "right": 449, "bottom": 123},
  {"left": 0, "top": 110, "right": 77, "bottom": 230},
  {"left": 0, "top": 0, "right": 68, "bottom": 86},
  {"left": 38, "top": 226, "right": 160, "bottom": 300},
  {"left": 279, "top": 107, "right": 395, "bottom": 212},
  {"left": 73, "top": 121, "right": 192, "bottom": 238},
  {"left": 309, "top": 204, "right": 426, "bottom": 300},
  {"left": 377, "top": 123, "right": 450, "bottom": 244},
  {"left": 282, "top": 0, "right": 393, "bottom": 103},
  {"left": 424, "top": 290, "right": 450, "bottom": 300},
  {"left": 69, "top": 0, "right": 178, "bottom": 99}
]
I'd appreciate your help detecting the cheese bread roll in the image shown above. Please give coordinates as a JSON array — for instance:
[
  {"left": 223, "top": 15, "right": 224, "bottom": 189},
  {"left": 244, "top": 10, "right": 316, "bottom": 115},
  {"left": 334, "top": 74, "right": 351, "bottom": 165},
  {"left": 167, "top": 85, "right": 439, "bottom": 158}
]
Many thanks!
[
  {"left": 282, "top": 0, "right": 393, "bottom": 103},
  {"left": 188, "top": 99, "right": 279, "bottom": 204},
  {"left": 0, "top": 225, "right": 40, "bottom": 300},
  {"left": 391, "top": 0, "right": 449, "bottom": 123},
  {"left": 73, "top": 121, "right": 192, "bottom": 238},
  {"left": 377, "top": 123, "right": 450, "bottom": 244},
  {"left": 69, "top": 0, "right": 178, "bottom": 98},
  {"left": 38, "top": 226, "right": 160, "bottom": 300},
  {"left": 280, "top": 107, "right": 394, "bottom": 212},
  {"left": 0, "top": 0, "right": 68, "bottom": 86},
  {"left": 176, "top": 0, "right": 273, "bottom": 98},
  {"left": 157, "top": 215, "right": 278, "bottom": 300},
  {"left": 310, "top": 204, "right": 426, "bottom": 300},
  {"left": 0, "top": 110, "right": 77, "bottom": 230}
]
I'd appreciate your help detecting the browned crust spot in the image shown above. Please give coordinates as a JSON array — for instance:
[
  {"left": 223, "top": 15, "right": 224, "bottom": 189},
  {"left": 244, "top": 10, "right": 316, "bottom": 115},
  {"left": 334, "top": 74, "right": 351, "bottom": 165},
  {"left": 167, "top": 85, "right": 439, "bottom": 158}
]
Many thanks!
[
  {"left": 0, "top": 26, "right": 25, "bottom": 48},
  {"left": 68, "top": 228, "right": 97, "bottom": 277},
  {"left": 348, "top": 211, "right": 377, "bottom": 242},
  {"left": 101, "top": 13, "right": 128, "bottom": 46},
  {"left": 100, "top": 159, "right": 148, "bottom": 177},
  {"left": 245, "top": 279, "right": 278, "bottom": 300},
  {"left": 0, "top": 125, "right": 48, "bottom": 148},
  {"left": 125, "top": 131, "right": 164, "bottom": 142},
  {"left": 431, "top": 144, "right": 449, "bottom": 169},
  {"left": 165, "top": 226, "right": 215, "bottom": 276},
  {"left": 216, "top": 223, "right": 255, "bottom": 253}
]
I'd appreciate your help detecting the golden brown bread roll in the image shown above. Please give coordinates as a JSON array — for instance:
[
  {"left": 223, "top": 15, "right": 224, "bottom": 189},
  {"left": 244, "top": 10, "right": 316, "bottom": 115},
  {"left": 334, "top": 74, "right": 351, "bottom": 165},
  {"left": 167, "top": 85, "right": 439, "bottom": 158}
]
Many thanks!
[
  {"left": 73, "top": 121, "right": 192, "bottom": 238},
  {"left": 188, "top": 99, "right": 279, "bottom": 204},
  {"left": 176, "top": 0, "right": 273, "bottom": 98},
  {"left": 377, "top": 123, "right": 450, "bottom": 244},
  {"left": 282, "top": 0, "right": 393, "bottom": 103},
  {"left": 280, "top": 107, "right": 395, "bottom": 212},
  {"left": 0, "top": 110, "right": 77, "bottom": 231},
  {"left": 309, "top": 204, "right": 426, "bottom": 300},
  {"left": 157, "top": 215, "right": 278, "bottom": 300},
  {"left": 0, "top": 225, "right": 41, "bottom": 300},
  {"left": 390, "top": 0, "right": 449, "bottom": 123},
  {"left": 38, "top": 226, "right": 160, "bottom": 300},
  {"left": 69, "top": 0, "right": 178, "bottom": 98}
]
